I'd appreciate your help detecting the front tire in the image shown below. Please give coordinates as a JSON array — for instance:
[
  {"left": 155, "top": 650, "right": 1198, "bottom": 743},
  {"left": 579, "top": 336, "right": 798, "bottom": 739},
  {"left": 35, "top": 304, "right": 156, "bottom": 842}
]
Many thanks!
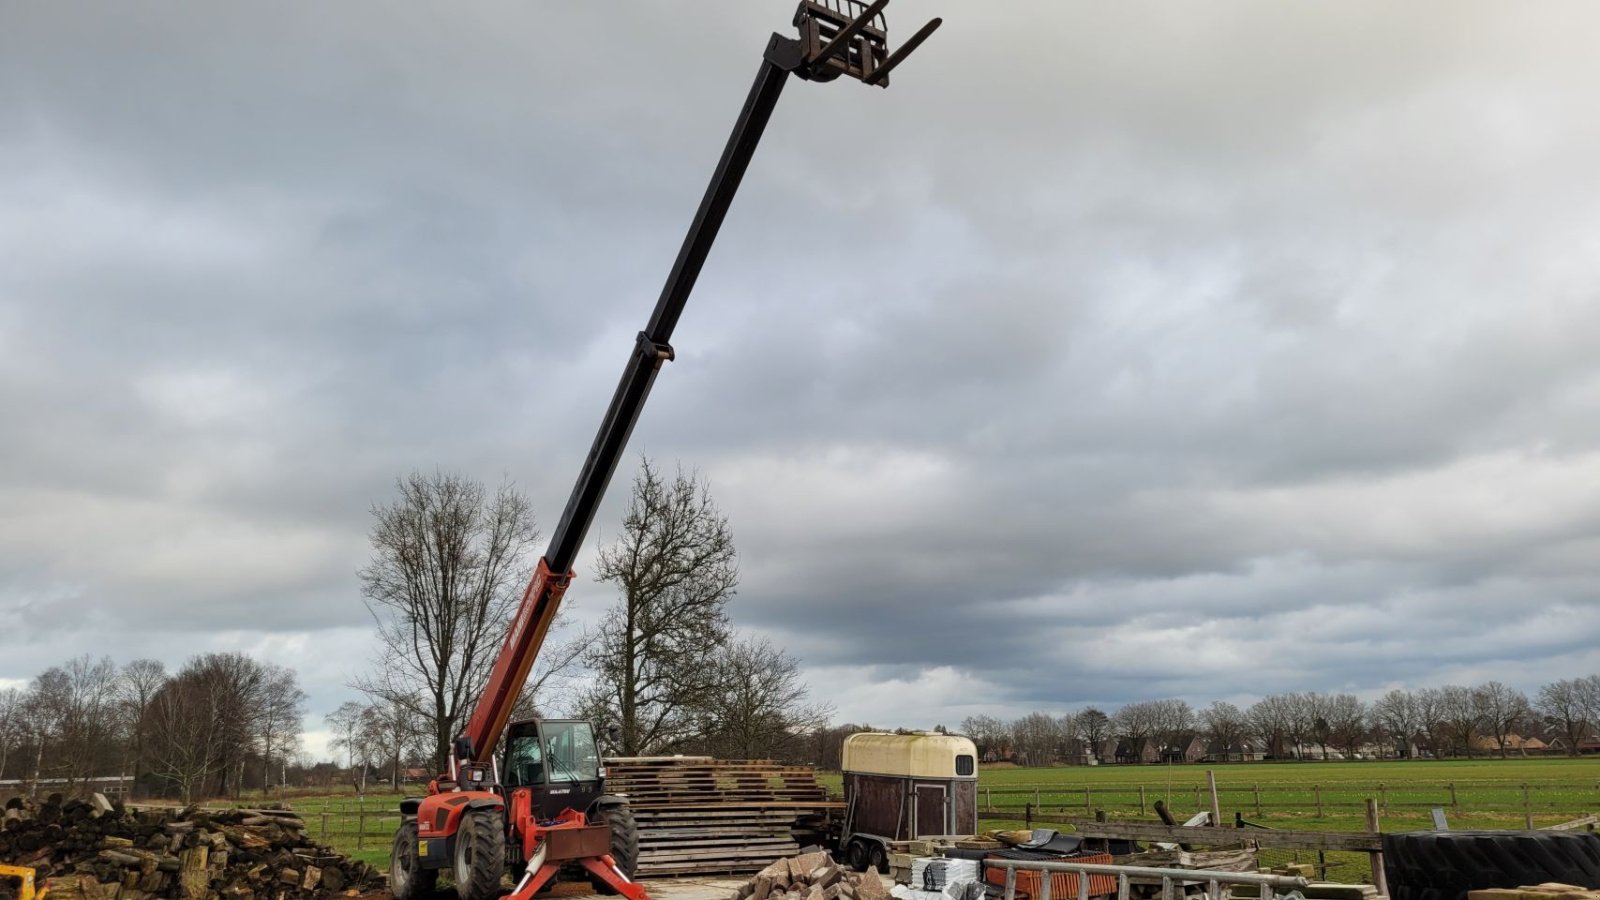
[
  {"left": 589, "top": 802, "right": 641, "bottom": 893},
  {"left": 453, "top": 808, "right": 507, "bottom": 900},
  {"left": 390, "top": 820, "right": 437, "bottom": 900}
]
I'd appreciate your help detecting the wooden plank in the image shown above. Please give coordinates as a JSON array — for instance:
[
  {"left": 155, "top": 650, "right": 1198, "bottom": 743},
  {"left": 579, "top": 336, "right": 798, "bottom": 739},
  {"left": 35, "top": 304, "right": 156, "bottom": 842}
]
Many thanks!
[
  {"left": 1035, "top": 817, "right": 1381, "bottom": 852},
  {"left": 1542, "top": 814, "right": 1599, "bottom": 831}
]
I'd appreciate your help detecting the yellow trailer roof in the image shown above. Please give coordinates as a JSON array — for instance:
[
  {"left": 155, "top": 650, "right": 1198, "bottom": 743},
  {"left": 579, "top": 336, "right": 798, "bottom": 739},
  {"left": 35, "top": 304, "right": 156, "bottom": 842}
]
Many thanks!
[{"left": 841, "top": 732, "right": 978, "bottom": 779}]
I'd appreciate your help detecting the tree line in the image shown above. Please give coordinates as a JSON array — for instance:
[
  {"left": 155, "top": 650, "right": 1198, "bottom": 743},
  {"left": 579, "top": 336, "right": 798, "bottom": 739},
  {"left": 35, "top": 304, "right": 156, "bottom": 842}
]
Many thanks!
[
  {"left": 0, "top": 653, "right": 304, "bottom": 801},
  {"left": 959, "top": 677, "right": 1600, "bottom": 766}
]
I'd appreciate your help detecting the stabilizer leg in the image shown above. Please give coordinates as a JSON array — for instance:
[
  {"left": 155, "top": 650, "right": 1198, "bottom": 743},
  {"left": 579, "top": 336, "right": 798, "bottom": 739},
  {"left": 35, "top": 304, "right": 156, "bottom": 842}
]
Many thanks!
[
  {"left": 506, "top": 862, "right": 562, "bottom": 900},
  {"left": 579, "top": 855, "right": 650, "bottom": 900}
]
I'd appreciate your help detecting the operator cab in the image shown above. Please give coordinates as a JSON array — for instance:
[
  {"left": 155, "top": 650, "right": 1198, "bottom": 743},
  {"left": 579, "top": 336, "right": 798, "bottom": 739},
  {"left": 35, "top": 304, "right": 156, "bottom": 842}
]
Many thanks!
[{"left": 502, "top": 717, "right": 601, "bottom": 787}]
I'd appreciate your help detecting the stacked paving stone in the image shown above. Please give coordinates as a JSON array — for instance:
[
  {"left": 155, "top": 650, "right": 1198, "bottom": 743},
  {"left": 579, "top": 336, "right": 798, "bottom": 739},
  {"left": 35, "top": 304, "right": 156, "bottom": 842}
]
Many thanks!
[
  {"left": 0, "top": 794, "right": 378, "bottom": 900},
  {"left": 730, "top": 852, "right": 893, "bottom": 900}
]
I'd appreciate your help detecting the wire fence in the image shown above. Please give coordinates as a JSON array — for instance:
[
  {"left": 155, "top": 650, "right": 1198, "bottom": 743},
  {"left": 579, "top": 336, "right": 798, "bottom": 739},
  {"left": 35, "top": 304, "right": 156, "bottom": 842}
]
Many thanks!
[{"left": 975, "top": 779, "right": 1600, "bottom": 825}]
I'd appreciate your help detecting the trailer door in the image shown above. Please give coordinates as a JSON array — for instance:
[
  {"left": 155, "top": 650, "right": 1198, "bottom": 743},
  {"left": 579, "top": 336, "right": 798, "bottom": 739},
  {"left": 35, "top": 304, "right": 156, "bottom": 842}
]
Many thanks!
[{"left": 914, "top": 784, "right": 947, "bottom": 837}]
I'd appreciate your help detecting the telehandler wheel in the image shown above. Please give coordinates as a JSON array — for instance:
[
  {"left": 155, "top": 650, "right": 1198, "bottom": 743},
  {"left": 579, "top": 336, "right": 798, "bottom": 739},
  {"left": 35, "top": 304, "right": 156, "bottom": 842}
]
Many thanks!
[
  {"left": 453, "top": 808, "right": 506, "bottom": 900},
  {"left": 390, "top": 820, "right": 437, "bottom": 900},
  {"left": 588, "top": 803, "right": 641, "bottom": 894}
]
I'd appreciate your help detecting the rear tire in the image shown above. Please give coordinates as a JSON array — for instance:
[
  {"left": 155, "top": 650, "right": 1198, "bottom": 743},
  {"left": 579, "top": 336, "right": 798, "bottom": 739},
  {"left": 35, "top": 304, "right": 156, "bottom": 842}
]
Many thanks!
[
  {"left": 390, "top": 820, "right": 437, "bottom": 900},
  {"left": 589, "top": 802, "right": 641, "bottom": 894},
  {"left": 453, "top": 808, "right": 506, "bottom": 900}
]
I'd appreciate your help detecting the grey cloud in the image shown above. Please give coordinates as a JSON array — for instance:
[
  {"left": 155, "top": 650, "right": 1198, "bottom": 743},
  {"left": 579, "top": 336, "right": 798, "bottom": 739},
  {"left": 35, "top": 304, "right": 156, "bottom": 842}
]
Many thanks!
[{"left": 4, "top": 1, "right": 1600, "bottom": 737}]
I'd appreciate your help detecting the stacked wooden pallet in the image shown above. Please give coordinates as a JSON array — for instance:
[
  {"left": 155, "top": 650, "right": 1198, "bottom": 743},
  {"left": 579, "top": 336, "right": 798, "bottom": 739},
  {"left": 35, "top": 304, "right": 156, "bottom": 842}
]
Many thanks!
[{"left": 606, "top": 756, "right": 843, "bottom": 877}]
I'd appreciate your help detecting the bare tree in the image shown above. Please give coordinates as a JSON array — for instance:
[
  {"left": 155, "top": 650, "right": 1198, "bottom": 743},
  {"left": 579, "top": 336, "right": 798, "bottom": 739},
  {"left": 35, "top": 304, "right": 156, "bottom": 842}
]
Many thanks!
[
  {"left": 695, "top": 636, "right": 832, "bottom": 760},
  {"left": 1247, "top": 694, "right": 1292, "bottom": 759},
  {"left": 118, "top": 659, "right": 167, "bottom": 795},
  {"left": 584, "top": 459, "right": 737, "bottom": 755},
  {"left": 1076, "top": 708, "right": 1110, "bottom": 762},
  {"left": 361, "top": 696, "right": 427, "bottom": 789},
  {"left": 0, "top": 688, "right": 21, "bottom": 781},
  {"left": 959, "top": 715, "right": 1010, "bottom": 761},
  {"left": 255, "top": 664, "right": 305, "bottom": 793},
  {"left": 327, "top": 702, "right": 365, "bottom": 771},
  {"left": 1011, "top": 712, "right": 1060, "bottom": 767},
  {"left": 143, "top": 672, "right": 227, "bottom": 803},
  {"left": 1113, "top": 701, "right": 1161, "bottom": 760},
  {"left": 1412, "top": 687, "right": 1448, "bottom": 757},
  {"left": 1149, "top": 699, "right": 1195, "bottom": 760},
  {"left": 1200, "top": 701, "right": 1248, "bottom": 761},
  {"left": 1474, "top": 681, "right": 1531, "bottom": 758},
  {"left": 357, "top": 471, "right": 542, "bottom": 770},
  {"left": 1325, "top": 694, "right": 1367, "bottom": 759},
  {"left": 1370, "top": 689, "right": 1421, "bottom": 758},
  {"left": 1437, "top": 685, "right": 1481, "bottom": 757}
]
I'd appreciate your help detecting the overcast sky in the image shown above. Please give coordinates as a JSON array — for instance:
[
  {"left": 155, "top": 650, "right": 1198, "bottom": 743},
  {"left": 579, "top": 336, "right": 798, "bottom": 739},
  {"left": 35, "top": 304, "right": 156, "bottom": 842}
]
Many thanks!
[{"left": 4, "top": 2, "right": 1600, "bottom": 761}]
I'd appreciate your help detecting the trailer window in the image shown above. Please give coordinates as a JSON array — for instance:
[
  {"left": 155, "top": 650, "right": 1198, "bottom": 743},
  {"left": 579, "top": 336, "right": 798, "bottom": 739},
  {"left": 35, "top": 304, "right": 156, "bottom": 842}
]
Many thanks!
[{"left": 956, "top": 754, "right": 975, "bottom": 776}]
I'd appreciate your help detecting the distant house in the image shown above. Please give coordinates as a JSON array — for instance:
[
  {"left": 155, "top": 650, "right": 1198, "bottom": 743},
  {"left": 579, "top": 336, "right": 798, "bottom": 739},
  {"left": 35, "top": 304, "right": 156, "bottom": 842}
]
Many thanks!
[
  {"left": 1162, "top": 734, "right": 1207, "bottom": 764},
  {"left": 1058, "top": 738, "right": 1095, "bottom": 766},
  {"left": 1114, "top": 738, "right": 1161, "bottom": 765},
  {"left": 1471, "top": 734, "right": 1548, "bottom": 756},
  {"left": 1205, "top": 736, "right": 1264, "bottom": 762}
]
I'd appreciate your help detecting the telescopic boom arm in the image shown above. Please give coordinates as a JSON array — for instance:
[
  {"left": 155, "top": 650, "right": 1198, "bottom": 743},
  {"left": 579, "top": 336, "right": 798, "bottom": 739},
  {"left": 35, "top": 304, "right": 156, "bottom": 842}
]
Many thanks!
[{"left": 456, "top": 0, "right": 941, "bottom": 765}]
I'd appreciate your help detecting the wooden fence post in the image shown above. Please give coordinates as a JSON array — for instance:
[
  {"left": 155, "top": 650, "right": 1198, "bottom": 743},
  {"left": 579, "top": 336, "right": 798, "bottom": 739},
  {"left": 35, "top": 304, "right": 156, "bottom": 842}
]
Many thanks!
[
  {"left": 1379, "top": 783, "right": 1388, "bottom": 812},
  {"left": 1193, "top": 784, "right": 1201, "bottom": 810},
  {"left": 357, "top": 807, "right": 365, "bottom": 851},
  {"left": 1035, "top": 787, "right": 1041, "bottom": 807},
  {"left": 1315, "top": 785, "right": 1324, "bottom": 818},
  {"left": 1206, "top": 771, "right": 1221, "bottom": 827},
  {"left": 320, "top": 812, "right": 329, "bottom": 838},
  {"left": 1449, "top": 783, "right": 1458, "bottom": 809},
  {"left": 1085, "top": 787, "right": 1093, "bottom": 813},
  {"left": 986, "top": 787, "right": 992, "bottom": 811},
  {"left": 1366, "top": 799, "right": 1389, "bottom": 898},
  {"left": 1253, "top": 784, "right": 1262, "bottom": 818},
  {"left": 1139, "top": 785, "right": 1147, "bottom": 817},
  {"left": 1524, "top": 784, "right": 1533, "bottom": 830}
]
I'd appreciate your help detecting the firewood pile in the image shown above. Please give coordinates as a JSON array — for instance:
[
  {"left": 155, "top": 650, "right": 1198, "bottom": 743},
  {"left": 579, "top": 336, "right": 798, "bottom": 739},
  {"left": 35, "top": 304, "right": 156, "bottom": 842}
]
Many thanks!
[
  {"left": 730, "top": 851, "right": 893, "bottom": 900},
  {"left": 0, "top": 794, "right": 378, "bottom": 900}
]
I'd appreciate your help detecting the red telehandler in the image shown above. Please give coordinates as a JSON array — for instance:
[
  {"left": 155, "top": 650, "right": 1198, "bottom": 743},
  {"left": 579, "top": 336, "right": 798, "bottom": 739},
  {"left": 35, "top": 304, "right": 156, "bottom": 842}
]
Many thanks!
[{"left": 387, "top": 5, "right": 940, "bottom": 900}]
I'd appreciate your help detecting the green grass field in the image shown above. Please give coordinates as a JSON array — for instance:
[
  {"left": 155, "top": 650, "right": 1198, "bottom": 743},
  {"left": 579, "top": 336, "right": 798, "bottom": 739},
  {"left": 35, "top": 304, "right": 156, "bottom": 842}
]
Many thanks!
[{"left": 238, "top": 758, "right": 1600, "bottom": 875}]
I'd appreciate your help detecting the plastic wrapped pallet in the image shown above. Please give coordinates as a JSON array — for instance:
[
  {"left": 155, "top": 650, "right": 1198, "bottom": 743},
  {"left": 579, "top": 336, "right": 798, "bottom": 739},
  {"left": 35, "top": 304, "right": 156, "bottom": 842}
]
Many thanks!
[{"left": 893, "top": 858, "right": 984, "bottom": 900}]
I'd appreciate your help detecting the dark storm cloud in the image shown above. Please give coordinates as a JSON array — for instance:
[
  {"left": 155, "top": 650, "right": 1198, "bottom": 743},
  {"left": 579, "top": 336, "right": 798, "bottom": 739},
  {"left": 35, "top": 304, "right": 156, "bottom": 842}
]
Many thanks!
[{"left": 4, "top": 1, "right": 1600, "bottom": 741}]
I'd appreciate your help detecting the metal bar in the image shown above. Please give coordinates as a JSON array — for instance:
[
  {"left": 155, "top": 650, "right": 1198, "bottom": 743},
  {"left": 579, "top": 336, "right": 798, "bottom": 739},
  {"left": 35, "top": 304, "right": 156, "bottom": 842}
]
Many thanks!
[
  {"left": 1003, "top": 868, "right": 1016, "bottom": 900},
  {"left": 1078, "top": 871, "right": 1089, "bottom": 900},
  {"left": 1162, "top": 875, "right": 1174, "bottom": 900},
  {"left": 1209, "top": 878, "right": 1220, "bottom": 900},
  {"left": 812, "top": 0, "right": 889, "bottom": 68},
  {"left": 864, "top": 17, "right": 941, "bottom": 85},
  {"left": 1118, "top": 873, "right": 1130, "bottom": 900},
  {"left": 548, "top": 50, "right": 793, "bottom": 572},
  {"left": 1038, "top": 868, "right": 1052, "bottom": 900},
  {"left": 983, "top": 860, "right": 1308, "bottom": 889}
]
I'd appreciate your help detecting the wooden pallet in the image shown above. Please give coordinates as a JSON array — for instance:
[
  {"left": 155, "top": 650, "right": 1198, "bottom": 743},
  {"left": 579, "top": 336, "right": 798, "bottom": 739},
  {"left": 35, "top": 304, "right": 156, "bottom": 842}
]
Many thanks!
[{"left": 605, "top": 757, "right": 840, "bottom": 876}]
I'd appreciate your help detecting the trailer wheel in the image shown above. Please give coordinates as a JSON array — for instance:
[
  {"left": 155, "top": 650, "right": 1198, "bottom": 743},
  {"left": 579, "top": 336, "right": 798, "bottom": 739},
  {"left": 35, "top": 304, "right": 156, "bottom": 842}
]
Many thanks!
[
  {"left": 453, "top": 808, "right": 506, "bottom": 900},
  {"left": 845, "top": 840, "right": 869, "bottom": 873},
  {"left": 869, "top": 843, "right": 889, "bottom": 875},
  {"left": 390, "top": 820, "right": 437, "bottom": 900}
]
